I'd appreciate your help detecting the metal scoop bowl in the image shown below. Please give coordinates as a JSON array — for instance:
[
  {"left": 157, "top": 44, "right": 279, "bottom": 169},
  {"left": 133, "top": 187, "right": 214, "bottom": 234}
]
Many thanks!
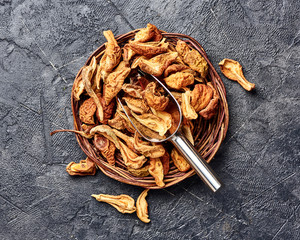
[{"left": 117, "top": 71, "right": 222, "bottom": 192}]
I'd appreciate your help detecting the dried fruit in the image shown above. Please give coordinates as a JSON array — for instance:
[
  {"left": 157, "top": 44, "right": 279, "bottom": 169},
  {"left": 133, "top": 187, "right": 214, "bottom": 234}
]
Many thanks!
[
  {"left": 143, "top": 82, "right": 169, "bottom": 111},
  {"left": 122, "top": 83, "right": 143, "bottom": 99},
  {"left": 99, "top": 30, "right": 122, "bottom": 81},
  {"left": 134, "top": 132, "right": 165, "bottom": 158},
  {"left": 190, "top": 84, "right": 213, "bottom": 112},
  {"left": 66, "top": 157, "right": 96, "bottom": 176},
  {"left": 119, "top": 141, "right": 147, "bottom": 169},
  {"left": 181, "top": 90, "right": 198, "bottom": 120},
  {"left": 164, "top": 72, "right": 194, "bottom": 90},
  {"left": 91, "top": 194, "right": 136, "bottom": 214},
  {"left": 73, "top": 74, "right": 85, "bottom": 101},
  {"left": 94, "top": 134, "right": 116, "bottom": 165},
  {"left": 127, "top": 38, "right": 169, "bottom": 58},
  {"left": 219, "top": 58, "right": 255, "bottom": 91},
  {"left": 90, "top": 125, "right": 120, "bottom": 149},
  {"left": 103, "top": 66, "right": 131, "bottom": 104},
  {"left": 182, "top": 119, "right": 194, "bottom": 145},
  {"left": 176, "top": 40, "right": 208, "bottom": 78},
  {"left": 171, "top": 148, "right": 191, "bottom": 172},
  {"left": 131, "top": 111, "right": 171, "bottom": 136},
  {"left": 82, "top": 66, "right": 104, "bottom": 122},
  {"left": 133, "top": 52, "right": 178, "bottom": 77},
  {"left": 149, "top": 158, "right": 165, "bottom": 187},
  {"left": 123, "top": 96, "right": 149, "bottom": 114},
  {"left": 136, "top": 189, "right": 150, "bottom": 223},
  {"left": 79, "top": 98, "right": 97, "bottom": 124},
  {"left": 164, "top": 63, "right": 189, "bottom": 77},
  {"left": 199, "top": 82, "right": 219, "bottom": 120},
  {"left": 113, "top": 129, "right": 135, "bottom": 151},
  {"left": 128, "top": 165, "right": 150, "bottom": 177},
  {"left": 134, "top": 23, "right": 162, "bottom": 43}
]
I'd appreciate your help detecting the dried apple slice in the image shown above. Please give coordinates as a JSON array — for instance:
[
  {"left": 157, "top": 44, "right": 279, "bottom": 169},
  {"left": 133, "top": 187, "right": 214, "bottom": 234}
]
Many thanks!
[{"left": 219, "top": 58, "right": 255, "bottom": 91}]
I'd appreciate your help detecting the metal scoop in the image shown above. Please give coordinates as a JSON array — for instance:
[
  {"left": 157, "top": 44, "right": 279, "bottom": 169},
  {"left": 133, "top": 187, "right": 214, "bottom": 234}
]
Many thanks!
[{"left": 118, "top": 72, "right": 222, "bottom": 192}]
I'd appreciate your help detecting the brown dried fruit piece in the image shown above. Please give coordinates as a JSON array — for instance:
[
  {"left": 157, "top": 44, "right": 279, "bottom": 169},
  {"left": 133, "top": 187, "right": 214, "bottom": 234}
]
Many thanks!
[
  {"left": 219, "top": 58, "right": 255, "bottom": 91},
  {"left": 113, "top": 129, "right": 135, "bottom": 151},
  {"left": 181, "top": 90, "right": 198, "bottom": 120},
  {"left": 143, "top": 82, "right": 169, "bottom": 111},
  {"left": 131, "top": 110, "right": 171, "bottom": 137},
  {"left": 132, "top": 52, "right": 178, "bottom": 77},
  {"left": 66, "top": 157, "right": 96, "bottom": 176},
  {"left": 164, "top": 63, "right": 190, "bottom": 77},
  {"left": 128, "top": 165, "right": 150, "bottom": 177},
  {"left": 164, "top": 72, "right": 194, "bottom": 90},
  {"left": 171, "top": 148, "right": 191, "bottom": 172},
  {"left": 82, "top": 66, "right": 104, "bottom": 122},
  {"left": 134, "top": 132, "right": 165, "bottom": 158},
  {"left": 199, "top": 82, "right": 219, "bottom": 120},
  {"left": 123, "top": 96, "right": 149, "bottom": 114},
  {"left": 79, "top": 97, "right": 97, "bottom": 124},
  {"left": 134, "top": 23, "right": 162, "bottom": 43},
  {"left": 94, "top": 134, "right": 116, "bottom": 165},
  {"left": 99, "top": 30, "right": 122, "bottom": 81},
  {"left": 127, "top": 38, "right": 169, "bottom": 58},
  {"left": 119, "top": 141, "right": 147, "bottom": 169},
  {"left": 149, "top": 158, "right": 165, "bottom": 187},
  {"left": 73, "top": 74, "right": 85, "bottom": 101},
  {"left": 91, "top": 194, "right": 136, "bottom": 214},
  {"left": 190, "top": 84, "right": 213, "bottom": 112},
  {"left": 103, "top": 64, "right": 131, "bottom": 105},
  {"left": 136, "top": 189, "right": 150, "bottom": 223},
  {"left": 176, "top": 40, "right": 208, "bottom": 78},
  {"left": 90, "top": 125, "right": 120, "bottom": 149},
  {"left": 122, "top": 84, "right": 143, "bottom": 99}
]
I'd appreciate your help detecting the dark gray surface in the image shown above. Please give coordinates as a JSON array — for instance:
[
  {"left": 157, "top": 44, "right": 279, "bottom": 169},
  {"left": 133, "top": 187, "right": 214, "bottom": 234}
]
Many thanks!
[{"left": 0, "top": 0, "right": 299, "bottom": 239}]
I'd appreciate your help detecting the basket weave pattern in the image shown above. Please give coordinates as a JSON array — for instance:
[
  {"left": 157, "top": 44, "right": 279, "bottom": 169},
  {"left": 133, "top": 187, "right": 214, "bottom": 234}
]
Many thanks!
[{"left": 71, "top": 30, "right": 229, "bottom": 189}]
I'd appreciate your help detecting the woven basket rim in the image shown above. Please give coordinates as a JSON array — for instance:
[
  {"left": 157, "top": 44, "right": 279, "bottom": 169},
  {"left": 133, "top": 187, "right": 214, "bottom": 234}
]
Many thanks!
[{"left": 71, "top": 29, "right": 229, "bottom": 189}]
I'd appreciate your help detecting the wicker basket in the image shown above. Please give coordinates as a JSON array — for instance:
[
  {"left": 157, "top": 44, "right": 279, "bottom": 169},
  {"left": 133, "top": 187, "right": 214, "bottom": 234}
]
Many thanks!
[{"left": 71, "top": 30, "right": 229, "bottom": 189}]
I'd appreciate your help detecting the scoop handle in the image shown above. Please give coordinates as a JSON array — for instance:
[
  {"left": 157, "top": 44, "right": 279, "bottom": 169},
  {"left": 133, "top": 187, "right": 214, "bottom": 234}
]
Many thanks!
[{"left": 170, "top": 131, "right": 222, "bottom": 192}]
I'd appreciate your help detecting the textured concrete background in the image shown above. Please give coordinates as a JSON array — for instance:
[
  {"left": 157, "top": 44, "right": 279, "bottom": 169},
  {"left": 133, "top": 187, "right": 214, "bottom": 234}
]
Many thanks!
[{"left": 0, "top": 0, "right": 299, "bottom": 239}]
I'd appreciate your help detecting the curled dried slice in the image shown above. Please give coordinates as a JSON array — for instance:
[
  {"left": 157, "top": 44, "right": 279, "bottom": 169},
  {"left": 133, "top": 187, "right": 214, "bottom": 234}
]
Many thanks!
[
  {"left": 128, "top": 165, "right": 149, "bottom": 177},
  {"left": 182, "top": 119, "right": 194, "bottom": 145},
  {"left": 219, "top": 58, "right": 255, "bottom": 91},
  {"left": 103, "top": 66, "right": 131, "bottom": 105},
  {"left": 164, "top": 72, "right": 194, "bottom": 90},
  {"left": 199, "top": 82, "right": 219, "bottom": 120},
  {"left": 123, "top": 44, "right": 136, "bottom": 62},
  {"left": 134, "top": 132, "right": 165, "bottom": 158},
  {"left": 116, "top": 105, "right": 136, "bottom": 133},
  {"left": 66, "top": 157, "right": 96, "bottom": 176},
  {"left": 171, "top": 148, "right": 191, "bottom": 172},
  {"left": 92, "top": 194, "right": 136, "bottom": 214},
  {"left": 99, "top": 30, "right": 122, "bottom": 81},
  {"left": 112, "top": 129, "right": 135, "bottom": 151},
  {"left": 123, "top": 96, "right": 149, "bottom": 114},
  {"left": 143, "top": 82, "right": 169, "bottom": 111},
  {"left": 127, "top": 38, "right": 169, "bottom": 58},
  {"left": 181, "top": 90, "right": 198, "bottom": 120},
  {"left": 134, "top": 52, "right": 178, "bottom": 77},
  {"left": 131, "top": 111, "right": 170, "bottom": 136},
  {"left": 82, "top": 66, "right": 104, "bottom": 122},
  {"left": 108, "top": 112, "right": 127, "bottom": 130},
  {"left": 119, "top": 141, "right": 147, "bottom": 169},
  {"left": 134, "top": 23, "right": 162, "bottom": 43},
  {"left": 122, "top": 84, "right": 143, "bottom": 99},
  {"left": 176, "top": 40, "right": 208, "bottom": 78},
  {"left": 149, "top": 158, "right": 165, "bottom": 187},
  {"left": 97, "top": 94, "right": 115, "bottom": 124},
  {"left": 73, "top": 74, "right": 85, "bottom": 101},
  {"left": 90, "top": 125, "right": 120, "bottom": 149},
  {"left": 79, "top": 97, "right": 97, "bottom": 125},
  {"left": 136, "top": 189, "right": 150, "bottom": 223},
  {"left": 94, "top": 134, "right": 116, "bottom": 165},
  {"left": 130, "top": 117, "right": 165, "bottom": 140},
  {"left": 190, "top": 84, "right": 213, "bottom": 112},
  {"left": 164, "top": 63, "right": 190, "bottom": 77}
]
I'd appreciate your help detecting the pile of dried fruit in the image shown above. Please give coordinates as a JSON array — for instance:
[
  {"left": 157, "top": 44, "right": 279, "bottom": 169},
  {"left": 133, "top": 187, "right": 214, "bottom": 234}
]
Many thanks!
[{"left": 51, "top": 23, "right": 254, "bottom": 223}]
